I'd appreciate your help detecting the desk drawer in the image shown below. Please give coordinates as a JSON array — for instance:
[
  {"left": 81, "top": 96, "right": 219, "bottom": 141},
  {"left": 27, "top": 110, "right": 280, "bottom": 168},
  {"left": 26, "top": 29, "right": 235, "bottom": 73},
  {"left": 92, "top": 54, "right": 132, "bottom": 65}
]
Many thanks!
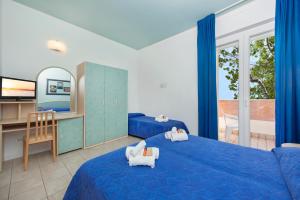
[{"left": 57, "top": 117, "right": 83, "bottom": 154}]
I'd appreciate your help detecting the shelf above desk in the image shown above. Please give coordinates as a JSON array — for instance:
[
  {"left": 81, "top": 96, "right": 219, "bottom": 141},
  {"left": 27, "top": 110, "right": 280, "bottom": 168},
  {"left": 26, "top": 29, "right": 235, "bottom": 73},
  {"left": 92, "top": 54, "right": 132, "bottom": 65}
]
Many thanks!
[{"left": 0, "top": 100, "right": 36, "bottom": 120}]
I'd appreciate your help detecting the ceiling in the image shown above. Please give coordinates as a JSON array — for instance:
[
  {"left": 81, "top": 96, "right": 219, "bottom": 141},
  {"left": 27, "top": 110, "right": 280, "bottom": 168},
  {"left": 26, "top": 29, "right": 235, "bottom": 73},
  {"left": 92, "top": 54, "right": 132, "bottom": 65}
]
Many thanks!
[{"left": 14, "top": 0, "right": 242, "bottom": 49}]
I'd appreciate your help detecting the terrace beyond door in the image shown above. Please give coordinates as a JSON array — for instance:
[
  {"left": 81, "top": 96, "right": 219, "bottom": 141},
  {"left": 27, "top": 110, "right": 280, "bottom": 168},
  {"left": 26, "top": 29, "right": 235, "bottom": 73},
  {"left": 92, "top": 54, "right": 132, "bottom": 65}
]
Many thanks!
[{"left": 217, "top": 21, "right": 275, "bottom": 150}]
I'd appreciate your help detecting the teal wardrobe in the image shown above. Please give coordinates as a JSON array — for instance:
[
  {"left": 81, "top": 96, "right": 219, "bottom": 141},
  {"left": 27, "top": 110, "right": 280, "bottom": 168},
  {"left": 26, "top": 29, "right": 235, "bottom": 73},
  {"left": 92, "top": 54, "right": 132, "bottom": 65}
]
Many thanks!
[{"left": 77, "top": 62, "right": 128, "bottom": 148}]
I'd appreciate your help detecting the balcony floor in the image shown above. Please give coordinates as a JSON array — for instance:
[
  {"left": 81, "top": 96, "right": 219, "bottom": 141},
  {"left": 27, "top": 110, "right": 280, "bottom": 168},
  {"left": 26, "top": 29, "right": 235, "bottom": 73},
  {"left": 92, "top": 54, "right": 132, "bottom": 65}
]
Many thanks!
[{"left": 218, "top": 131, "right": 275, "bottom": 151}]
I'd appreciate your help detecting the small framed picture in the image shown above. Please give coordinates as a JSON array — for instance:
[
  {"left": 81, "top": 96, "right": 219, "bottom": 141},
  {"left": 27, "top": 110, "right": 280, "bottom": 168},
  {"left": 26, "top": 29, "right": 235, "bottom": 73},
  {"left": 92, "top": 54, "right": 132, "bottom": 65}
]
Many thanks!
[
  {"left": 49, "top": 85, "right": 57, "bottom": 93},
  {"left": 46, "top": 79, "right": 71, "bottom": 95}
]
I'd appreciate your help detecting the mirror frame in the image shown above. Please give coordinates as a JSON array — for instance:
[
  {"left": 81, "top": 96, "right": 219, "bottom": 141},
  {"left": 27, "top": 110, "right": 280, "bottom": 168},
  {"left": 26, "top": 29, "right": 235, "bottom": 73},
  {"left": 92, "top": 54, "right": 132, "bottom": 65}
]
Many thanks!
[{"left": 36, "top": 66, "right": 77, "bottom": 113}]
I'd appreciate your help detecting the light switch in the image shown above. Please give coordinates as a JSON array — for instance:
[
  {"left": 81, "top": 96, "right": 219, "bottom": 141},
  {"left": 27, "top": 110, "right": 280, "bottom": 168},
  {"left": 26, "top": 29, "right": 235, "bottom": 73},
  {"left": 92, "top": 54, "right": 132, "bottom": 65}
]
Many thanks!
[{"left": 160, "top": 82, "right": 168, "bottom": 88}]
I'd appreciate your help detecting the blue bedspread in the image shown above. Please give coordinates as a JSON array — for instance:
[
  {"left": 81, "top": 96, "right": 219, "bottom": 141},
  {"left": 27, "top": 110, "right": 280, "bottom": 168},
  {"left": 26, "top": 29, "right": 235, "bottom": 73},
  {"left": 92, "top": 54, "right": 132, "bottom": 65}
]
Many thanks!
[
  {"left": 38, "top": 107, "right": 70, "bottom": 112},
  {"left": 128, "top": 113, "right": 189, "bottom": 138},
  {"left": 64, "top": 134, "right": 295, "bottom": 200}
]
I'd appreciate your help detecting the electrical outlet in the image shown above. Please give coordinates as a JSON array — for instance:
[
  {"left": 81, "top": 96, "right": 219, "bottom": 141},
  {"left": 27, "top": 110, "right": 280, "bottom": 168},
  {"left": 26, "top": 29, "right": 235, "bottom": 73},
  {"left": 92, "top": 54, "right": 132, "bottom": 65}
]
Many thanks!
[{"left": 160, "top": 82, "right": 168, "bottom": 88}]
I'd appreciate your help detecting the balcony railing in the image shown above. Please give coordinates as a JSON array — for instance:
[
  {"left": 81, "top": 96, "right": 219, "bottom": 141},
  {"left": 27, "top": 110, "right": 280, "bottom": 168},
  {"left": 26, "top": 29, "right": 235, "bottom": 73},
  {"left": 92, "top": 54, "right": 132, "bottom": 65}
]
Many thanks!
[
  {"left": 218, "top": 99, "right": 275, "bottom": 150},
  {"left": 218, "top": 99, "right": 275, "bottom": 121}
]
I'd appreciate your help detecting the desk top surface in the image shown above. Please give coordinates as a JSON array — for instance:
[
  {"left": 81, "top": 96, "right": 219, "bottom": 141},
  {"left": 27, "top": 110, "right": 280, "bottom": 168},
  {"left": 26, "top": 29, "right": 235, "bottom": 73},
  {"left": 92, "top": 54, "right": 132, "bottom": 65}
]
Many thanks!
[{"left": 0, "top": 112, "right": 83, "bottom": 125}]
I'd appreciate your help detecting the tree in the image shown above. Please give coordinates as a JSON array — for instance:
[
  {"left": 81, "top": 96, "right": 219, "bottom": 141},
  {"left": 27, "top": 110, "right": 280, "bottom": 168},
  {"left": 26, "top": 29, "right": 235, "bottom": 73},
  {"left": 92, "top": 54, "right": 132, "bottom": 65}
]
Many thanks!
[{"left": 218, "top": 36, "right": 275, "bottom": 99}]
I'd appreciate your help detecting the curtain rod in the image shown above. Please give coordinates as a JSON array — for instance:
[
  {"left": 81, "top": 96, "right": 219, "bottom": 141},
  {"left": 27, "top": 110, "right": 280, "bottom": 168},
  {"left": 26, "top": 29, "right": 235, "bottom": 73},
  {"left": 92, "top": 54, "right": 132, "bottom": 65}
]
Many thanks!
[{"left": 215, "top": 0, "right": 253, "bottom": 16}]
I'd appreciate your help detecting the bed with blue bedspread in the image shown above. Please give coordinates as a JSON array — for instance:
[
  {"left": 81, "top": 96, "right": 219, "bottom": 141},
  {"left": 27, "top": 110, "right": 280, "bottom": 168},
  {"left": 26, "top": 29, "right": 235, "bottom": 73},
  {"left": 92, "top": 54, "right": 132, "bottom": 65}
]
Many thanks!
[
  {"left": 37, "top": 101, "right": 70, "bottom": 112},
  {"left": 64, "top": 133, "right": 299, "bottom": 200},
  {"left": 128, "top": 113, "right": 189, "bottom": 138}
]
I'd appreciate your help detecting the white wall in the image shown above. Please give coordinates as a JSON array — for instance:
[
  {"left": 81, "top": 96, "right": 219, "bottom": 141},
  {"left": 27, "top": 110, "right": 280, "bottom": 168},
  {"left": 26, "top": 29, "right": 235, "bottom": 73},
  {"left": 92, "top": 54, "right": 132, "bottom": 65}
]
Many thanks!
[
  {"left": 0, "top": 0, "right": 139, "bottom": 160},
  {"left": 138, "top": 0, "right": 276, "bottom": 134}
]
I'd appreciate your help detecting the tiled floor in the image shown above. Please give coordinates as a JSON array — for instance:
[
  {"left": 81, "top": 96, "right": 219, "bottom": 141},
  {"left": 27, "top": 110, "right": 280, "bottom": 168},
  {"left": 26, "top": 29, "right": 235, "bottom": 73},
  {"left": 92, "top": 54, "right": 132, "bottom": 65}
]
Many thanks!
[
  {"left": 219, "top": 131, "right": 275, "bottom": 151},
  {"left": 0, "top": 136, "right": 141, "bottom": 200}
]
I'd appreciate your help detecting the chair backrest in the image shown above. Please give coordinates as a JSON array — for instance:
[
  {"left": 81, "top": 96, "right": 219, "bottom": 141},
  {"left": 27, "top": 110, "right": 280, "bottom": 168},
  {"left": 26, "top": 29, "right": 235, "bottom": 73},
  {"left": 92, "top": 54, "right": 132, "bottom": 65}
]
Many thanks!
[
  {"left": 224, "top": 114, "right": 238, "bottom": 126},
  {"left": 26, "top": 111, "right": 56, "bottom": 141}
]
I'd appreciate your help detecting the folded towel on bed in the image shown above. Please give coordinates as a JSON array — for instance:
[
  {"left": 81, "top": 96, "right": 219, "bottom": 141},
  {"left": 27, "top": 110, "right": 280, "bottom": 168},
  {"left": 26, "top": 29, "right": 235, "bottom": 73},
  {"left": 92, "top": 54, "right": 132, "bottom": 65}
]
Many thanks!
[
  {"left": 129, "top": 155, "right": 156, "bottom": 168},
  {"left": 171, "top": 131, "right": 188, "bottom": 142},
  {"left": 165, "top": 127, "right": 188, "bottom": 142},
  {"left": 128, "top": 140, "right": 146, "bottom": 157},
  {"left": 126, "top": 147, "right": 159, "bottom": 160},
  {"left": 126, "top": 140, "right": 158, "bottom": 168},
  {"left": 165, "top": 127, "right": 177, "bottom": 139},
  {"left": 155, "top": 114, "right": 169, "bottom": 122}
]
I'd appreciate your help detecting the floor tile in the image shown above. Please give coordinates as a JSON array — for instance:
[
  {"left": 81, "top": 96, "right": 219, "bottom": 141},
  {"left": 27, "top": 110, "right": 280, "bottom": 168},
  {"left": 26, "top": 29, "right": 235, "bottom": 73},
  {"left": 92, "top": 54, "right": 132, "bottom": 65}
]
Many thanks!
[
  {"left": 62, "top": 155, "right": 85, "bottom": 175},
  {"left": 0, "top": 185, "right": 9, "bottom": 200},
  {"left": 10, "top": 185, "right": 46, "bottom": 200},
  {"left": 0, "top": 172, "right": 11, "bottom": 188},
  {"left": 61, "top": 154, "right": 85, "bottom": 166},
  {"left": 12, "top": 156, "right": 39, "bottom": 174},
  {"left": 64, "top": 163, "right": 81, "bottom": 176},
  {"left": 40, "top": 161, "right": 65, "bottom": 174},
  {"left": 10, "top": 175, "right": 43, "bottom": 197},
  {"left": 11, "top": 167, "right": 40, "bottom": 183},
  {"left": 2, "top": 161, "right": 13, "bottom": 172},
  {"left": 37, "top": 152, "right": 56, "bottom": 167},
  {"left": 80, "top": 147, "right": 106, "bottom": 160},
  {"left": 41, "top": 165, "right": 70, "bottom": 182},
  {"left": 44, "top": 174, "right": 71, "bottom": 196},
  {"left": 47, "top": 187, "right": 67, "bottom": 200}
]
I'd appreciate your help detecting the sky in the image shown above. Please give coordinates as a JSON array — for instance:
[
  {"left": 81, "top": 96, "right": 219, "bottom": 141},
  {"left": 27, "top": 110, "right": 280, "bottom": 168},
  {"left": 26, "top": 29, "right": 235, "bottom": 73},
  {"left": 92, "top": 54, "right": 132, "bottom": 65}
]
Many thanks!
[
  {"left": 218, "top": 68, "right": 236, "bottom": 100},
  {"left": 218, "top": 44, "right": 261, "bottom": 100}
]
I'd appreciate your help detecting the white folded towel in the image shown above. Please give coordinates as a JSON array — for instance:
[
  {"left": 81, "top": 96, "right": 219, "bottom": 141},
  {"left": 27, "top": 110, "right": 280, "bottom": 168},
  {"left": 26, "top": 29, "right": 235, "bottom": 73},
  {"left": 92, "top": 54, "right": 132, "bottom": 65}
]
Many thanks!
[
  {"left": 165, "top": 127, "right": 177, "bottom": 139},
  {"left": 155, "top": 114, "right": 169, "bottom": 122},
  {"left": 125, "top": 147, "right": 159, "bottom": 160},
  {"left": 128, "top": 140, "right": 146, "bottom": 157},
  {"left": 165, "top": 127, "right": 188, "bottom": 142},
  {"left": 170, "top": 132, "right": 188, "bottom": 142},
  {"left": 165, "top": 131, "right": 172, "bottom": 139},
  {"left": 129, "top": 155, "right": 155, "bottom": 168}
]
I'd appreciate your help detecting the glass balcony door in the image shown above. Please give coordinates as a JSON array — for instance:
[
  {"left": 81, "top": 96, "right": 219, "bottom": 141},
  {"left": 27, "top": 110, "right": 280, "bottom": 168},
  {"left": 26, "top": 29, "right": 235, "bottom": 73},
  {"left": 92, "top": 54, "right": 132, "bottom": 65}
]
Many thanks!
[
  {"left": 248, "top": 34, "right": 275, "bottom": 150},
  {"left": 217, "top": 43, "right": 240, "bottom": 144},
  {"left": 217, "top": 21, "right": 275, "bottom": 150}
]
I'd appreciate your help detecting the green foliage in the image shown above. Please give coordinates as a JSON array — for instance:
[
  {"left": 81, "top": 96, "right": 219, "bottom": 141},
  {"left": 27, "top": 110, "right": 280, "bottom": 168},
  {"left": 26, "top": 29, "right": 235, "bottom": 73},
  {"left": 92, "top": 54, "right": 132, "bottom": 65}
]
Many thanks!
[{"left": 218, "top": 36, "right": 275, "bottom": 99}]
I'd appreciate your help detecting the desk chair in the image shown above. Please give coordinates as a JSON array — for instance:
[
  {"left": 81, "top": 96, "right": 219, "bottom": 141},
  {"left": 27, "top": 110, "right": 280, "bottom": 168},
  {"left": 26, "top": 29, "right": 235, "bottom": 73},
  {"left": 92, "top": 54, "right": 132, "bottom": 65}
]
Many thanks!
[
  {"left": 23, "top": 111, "right": 56, "bottom": 170},
  {"left": 224, "top": 114, "right": 238, "bottom": 142}
]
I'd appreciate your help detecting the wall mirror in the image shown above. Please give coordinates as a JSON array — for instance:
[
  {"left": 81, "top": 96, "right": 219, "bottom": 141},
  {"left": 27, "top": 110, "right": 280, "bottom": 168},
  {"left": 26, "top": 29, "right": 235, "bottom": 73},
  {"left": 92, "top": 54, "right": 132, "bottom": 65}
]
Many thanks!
[{"left": 37, "top": 67, "right": 76, "bottom": 113}]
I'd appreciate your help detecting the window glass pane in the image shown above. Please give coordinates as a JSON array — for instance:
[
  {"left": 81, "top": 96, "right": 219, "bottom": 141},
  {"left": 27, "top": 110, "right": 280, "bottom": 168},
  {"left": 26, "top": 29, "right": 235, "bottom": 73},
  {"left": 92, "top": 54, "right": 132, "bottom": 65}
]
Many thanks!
[
  {"left": 249, "top": 35, "right": 275, "bottom": 150},
  {"left": 217, "top": 44, "right": 239, "bottom": 144}
]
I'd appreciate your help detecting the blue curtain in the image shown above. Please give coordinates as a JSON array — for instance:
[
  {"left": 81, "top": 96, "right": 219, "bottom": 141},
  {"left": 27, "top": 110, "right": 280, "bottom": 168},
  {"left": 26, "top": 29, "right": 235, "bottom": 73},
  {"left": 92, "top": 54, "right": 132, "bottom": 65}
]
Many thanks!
[
  {"left": 275, "top": 0, "right": 300, "bottom": 147},
  {"left": 197, "top": 14, "right": 218, "bottom": 140}
]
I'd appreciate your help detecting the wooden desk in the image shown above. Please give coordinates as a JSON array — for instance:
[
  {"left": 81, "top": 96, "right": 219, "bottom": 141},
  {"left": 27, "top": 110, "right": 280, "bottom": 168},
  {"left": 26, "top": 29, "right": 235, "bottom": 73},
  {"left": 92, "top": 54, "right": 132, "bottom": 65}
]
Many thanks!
[{"left": 0, "top": 112, "right": 83, "bottom": 171}]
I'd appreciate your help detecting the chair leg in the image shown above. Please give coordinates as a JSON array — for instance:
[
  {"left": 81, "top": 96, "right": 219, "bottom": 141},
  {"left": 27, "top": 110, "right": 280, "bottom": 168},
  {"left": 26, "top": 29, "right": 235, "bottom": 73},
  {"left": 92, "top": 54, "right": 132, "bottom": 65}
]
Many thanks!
[
  {"left": 23, "top": 142, "right": 29, "bottom": 171},
  {"left": 52, "top": 140, "right": 56, "bottom": 161},
  {"left": 23, "top": 141, "right": 25, "bottom": 163},
  {"left": 50, "top": 140, "right": 53, "bottom": 154},
  {"left": 225, "top": 127, "right": 232, "bottom": 143}
]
